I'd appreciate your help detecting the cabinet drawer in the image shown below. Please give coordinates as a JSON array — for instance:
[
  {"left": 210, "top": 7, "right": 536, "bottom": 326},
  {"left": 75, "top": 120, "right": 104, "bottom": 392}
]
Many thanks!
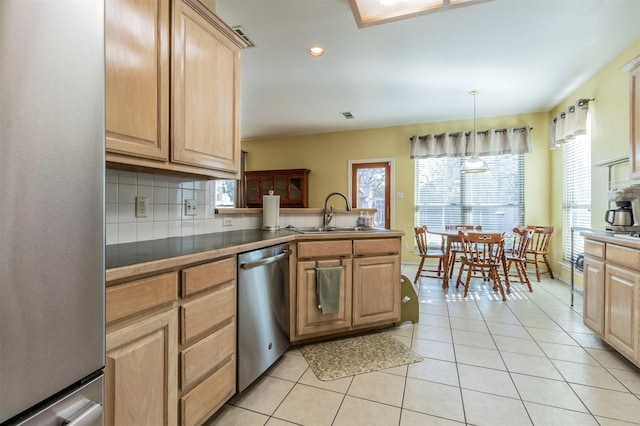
[
  {"left": 180, "top": 358, "right": 235, "bottom": 426},
  {"left": 606, "top": 244, "right": 640, "bottom": 270},
  {"left": 584, "top": 240, "right": 605, "bottom": 260},
  {"left": 181, "top": 283, "right": 235, "bottom": 343},
  {"left": 181, "top": 257, "right": 235, "bottom": 297},
  {"left": 297, "top": 240, "right": 352, "bottom": 258},
  {"left": 107, "top": 272, "right": 178, "bottom": 324},
  {"left": 180, "top": 321, "right": 235, "bottom": 390},
  {"left": 354, "top": 238, "right": 400, "bottom": 256}
]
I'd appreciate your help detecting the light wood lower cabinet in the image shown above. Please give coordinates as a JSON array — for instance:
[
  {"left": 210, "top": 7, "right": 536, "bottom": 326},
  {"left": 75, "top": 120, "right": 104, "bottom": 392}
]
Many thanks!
[
  {"left": 604, "top": 263, "right": 640, "bottom": 361},
  {"left": 105, "top": 308, "right": 179, "bottom": 426},
  {"left": 292, "top": 237, "right": 401, "bottom": 341},
  {"left": 106, "top": 255, "right": 237, "bottom": 426},
  {"left": 583, "top": 237, "right": 640, "bottom": 367}
]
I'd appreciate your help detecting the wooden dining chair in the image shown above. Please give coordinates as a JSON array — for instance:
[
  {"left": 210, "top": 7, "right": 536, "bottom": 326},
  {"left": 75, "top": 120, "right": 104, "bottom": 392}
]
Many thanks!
[
  {"left": 413, "top": 225, "right": 446, "bottom": 284},
  {"left": 445, "top": 225, "right": 482, "bottom": 279},
  {"left": 504, "top": 226, "right": 534, "bottom": 291},
  {"left": 526, "top": 226, "right": 555, "bottom": 282},
  {"left": 455, "top": 231, "right": 508, "bottom": 301}
]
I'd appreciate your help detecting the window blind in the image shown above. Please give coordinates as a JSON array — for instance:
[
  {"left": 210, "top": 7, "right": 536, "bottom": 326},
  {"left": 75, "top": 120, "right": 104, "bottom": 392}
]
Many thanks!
[
  {"left": 415, "top": 154, "right": 525, "bottom": 246},
  {"left": 562, "top": 121, "right": 591, "bottom": 261}
]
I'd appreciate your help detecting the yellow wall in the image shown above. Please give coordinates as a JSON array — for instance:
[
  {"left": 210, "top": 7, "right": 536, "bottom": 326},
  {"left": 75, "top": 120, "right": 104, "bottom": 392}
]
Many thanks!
[
  {"left": 549, "top": 39, "right": 640, "bottom": 282},
  {"left": 243, "top": 112, "right": 550, "bottom": 263},
  {"left": 242, "top": 39, "right": 640, "bottom": 268}
]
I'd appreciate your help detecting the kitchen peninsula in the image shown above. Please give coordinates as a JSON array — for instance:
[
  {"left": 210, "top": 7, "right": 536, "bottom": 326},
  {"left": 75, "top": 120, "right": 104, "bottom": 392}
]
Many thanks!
[{"left": 105, "top": 227, "right": 403, "bottom": 426}]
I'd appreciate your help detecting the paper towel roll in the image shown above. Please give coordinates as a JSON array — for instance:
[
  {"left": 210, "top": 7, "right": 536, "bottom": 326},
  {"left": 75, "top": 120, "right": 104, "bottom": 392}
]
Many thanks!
[{"left": 262, "top": 194, "right": 280, "bottom": 231}]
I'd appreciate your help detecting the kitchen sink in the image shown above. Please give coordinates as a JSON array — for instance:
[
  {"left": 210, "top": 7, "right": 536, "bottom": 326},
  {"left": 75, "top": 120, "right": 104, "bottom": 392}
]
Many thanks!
[{"left": 290, "top": 226, "right": 380, "bottom": 234}]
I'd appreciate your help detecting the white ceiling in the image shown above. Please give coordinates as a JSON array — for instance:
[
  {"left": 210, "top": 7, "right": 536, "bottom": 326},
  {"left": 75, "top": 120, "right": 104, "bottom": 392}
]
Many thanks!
[{"left": 215, "top": 0, "right": 640, "bottom": 141}]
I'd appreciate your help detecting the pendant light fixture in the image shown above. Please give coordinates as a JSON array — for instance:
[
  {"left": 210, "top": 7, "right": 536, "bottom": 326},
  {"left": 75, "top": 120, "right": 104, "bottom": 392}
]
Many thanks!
[{"left": 461, "top": 90, "right": 489, "bottom": 173}]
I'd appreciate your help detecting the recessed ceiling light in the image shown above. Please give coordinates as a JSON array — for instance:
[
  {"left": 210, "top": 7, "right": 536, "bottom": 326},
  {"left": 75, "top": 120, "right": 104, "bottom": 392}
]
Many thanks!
[{"left": 308, "top": 46, "right": 325, "bottom": 57}]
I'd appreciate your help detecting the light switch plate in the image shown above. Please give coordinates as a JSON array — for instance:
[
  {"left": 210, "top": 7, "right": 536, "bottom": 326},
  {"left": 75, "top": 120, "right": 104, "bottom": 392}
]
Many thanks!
[{"left": 184, "top": 199, "right": 197, "bottom": 216}]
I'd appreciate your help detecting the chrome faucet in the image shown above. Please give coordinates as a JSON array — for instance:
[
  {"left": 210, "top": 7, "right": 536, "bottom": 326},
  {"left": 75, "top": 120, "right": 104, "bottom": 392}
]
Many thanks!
[{"left": 322, "top": 192, "right": 351, "bottom": 228}]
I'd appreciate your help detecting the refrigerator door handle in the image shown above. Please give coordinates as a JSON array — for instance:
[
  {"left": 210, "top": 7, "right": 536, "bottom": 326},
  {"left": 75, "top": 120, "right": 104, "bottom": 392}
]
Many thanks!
[{"left": 61, "top": 401, "right": 103, "bottom": 426}]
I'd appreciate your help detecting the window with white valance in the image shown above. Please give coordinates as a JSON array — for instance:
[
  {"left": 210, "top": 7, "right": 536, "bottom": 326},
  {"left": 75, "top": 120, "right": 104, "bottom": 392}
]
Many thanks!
[
  {"left": 410, "top": 127, "right": 532, "bottom": 159},
  {"left": 549, "top": 99, "right": 592, "bottom": 149}
]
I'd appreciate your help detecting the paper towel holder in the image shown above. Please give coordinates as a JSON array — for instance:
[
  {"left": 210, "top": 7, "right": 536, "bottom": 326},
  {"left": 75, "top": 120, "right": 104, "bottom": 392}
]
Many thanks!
[{"left": 262, "top": 190, "right": 281, "bottom": 231}]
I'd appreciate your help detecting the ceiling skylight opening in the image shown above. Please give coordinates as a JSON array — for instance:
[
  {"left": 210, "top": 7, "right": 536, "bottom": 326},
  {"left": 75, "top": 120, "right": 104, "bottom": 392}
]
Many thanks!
[
  {"left": 308, "top": 46, "right": 325, "bottom": 57},
  {"left": 349, "top": 0, "right": 493, "bottom": 28}
]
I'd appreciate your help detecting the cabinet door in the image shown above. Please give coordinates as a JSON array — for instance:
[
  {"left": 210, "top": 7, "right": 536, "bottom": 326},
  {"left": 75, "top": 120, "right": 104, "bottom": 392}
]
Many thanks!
[
  {"left": 296, "top": 259, "right": 352, "bottom": 337},
  {"left": 583, "top": 256, "right": 605, "bottom": 335},
  {"left": 624, "top": 57, "right": 640, "bottom": 181},
  {"left": 352, "top": 255, "right": 401, "bottom": 327},
  {"left": 604, "top": 264, "right": 640, "bottom": 362},
  {"left": 172, "top": 0, "right": 242, "bottom": 174},
  {"left": 105, "top": 0, "right": 169, "bottom": 160},
  {"left": 105, "top": 308, "right": 178, "bottom": 426}
]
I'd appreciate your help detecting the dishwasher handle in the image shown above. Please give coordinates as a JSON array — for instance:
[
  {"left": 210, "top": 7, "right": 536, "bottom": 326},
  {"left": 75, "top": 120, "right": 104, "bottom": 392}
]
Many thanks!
[{"left": 240, "top": 250, "right": 290, "bottom": 270}]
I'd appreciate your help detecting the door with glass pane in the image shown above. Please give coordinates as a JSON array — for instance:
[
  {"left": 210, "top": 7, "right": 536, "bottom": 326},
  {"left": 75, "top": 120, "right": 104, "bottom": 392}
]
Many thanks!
[{"left": 351, "top": 162, "right": 390, "bottom": 229}]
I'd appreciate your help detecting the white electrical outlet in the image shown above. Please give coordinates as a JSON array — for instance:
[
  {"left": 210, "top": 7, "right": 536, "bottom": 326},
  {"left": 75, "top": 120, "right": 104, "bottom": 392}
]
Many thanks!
[
  {"left": 184, "top": 199, "right": 197, "bottom": 216},
  {"left": 135, "top": 196, "right": 148, "bottom": 218},
  {"left": 403, "top": 242, "right": 409, "bottom": 250},
  {"left": 223, "top": 217, "right": 232, "bottom": 227}
]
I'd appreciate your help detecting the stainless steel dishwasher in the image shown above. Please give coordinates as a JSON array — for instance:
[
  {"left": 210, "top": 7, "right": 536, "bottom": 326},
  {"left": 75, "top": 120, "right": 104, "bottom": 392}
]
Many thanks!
[{"left": 237, "top": 243, "right": 291, "bottom": 392}]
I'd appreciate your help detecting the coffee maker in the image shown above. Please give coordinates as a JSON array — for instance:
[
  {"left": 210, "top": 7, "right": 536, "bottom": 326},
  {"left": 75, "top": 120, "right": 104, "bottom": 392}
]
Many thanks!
[{"left": 606, "top": 186, "right": 640, "bottom": 232}]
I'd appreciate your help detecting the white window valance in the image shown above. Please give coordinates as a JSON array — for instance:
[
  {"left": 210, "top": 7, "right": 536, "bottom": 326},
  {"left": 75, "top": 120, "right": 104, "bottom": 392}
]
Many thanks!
[
  {"left": 549, "top": 98, "right": 592, "bottom": 150},
  {"left": 410, "top": 127, "right": 532, "bottom": 159}
]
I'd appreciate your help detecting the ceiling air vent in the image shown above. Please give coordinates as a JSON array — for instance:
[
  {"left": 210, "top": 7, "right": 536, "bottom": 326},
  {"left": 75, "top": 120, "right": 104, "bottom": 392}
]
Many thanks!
[
  {"left": 232, "top": 27, "right": 255, "bottom": 48},
  {"left": 341, "top": 111, "right": 354, "bottom": 119}
]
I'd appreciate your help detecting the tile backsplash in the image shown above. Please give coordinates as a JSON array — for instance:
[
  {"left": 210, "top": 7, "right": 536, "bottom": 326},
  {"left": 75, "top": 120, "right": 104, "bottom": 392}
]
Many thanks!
[{"left": 106, "top": 169, "right": 360, "bottom": 245}]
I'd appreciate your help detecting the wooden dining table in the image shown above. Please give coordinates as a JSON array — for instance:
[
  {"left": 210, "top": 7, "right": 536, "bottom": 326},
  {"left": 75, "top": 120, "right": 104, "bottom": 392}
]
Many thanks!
[{"left": 428, "top": 228, "right": 512, "bottom": 290}]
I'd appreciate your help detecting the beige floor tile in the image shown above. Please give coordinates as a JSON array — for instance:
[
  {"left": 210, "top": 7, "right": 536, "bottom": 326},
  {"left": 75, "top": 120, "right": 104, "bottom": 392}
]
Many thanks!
[
  {"left": 419, "top": 312, "right": 451, "bottom": 329},
  {"left": 457, "top": 364, "right": 519, "bottom": 398},
  {"left": 420, "top": 303, "right": 449, "bottom": 317},
  {"left": 230, "top": 376, "right": 295, "bottom": 416},
  {"left": 537, "top": 341, "right": 600, "bottom": 365},
  {"left": 501, "top": 351, "right": 564, "bottom": 380},
  {"left": 594, "top": 416, "right": 640, "bottom": 425},
  {"left": 511, "top": 373, "right": 587, "bottom": 412},
  {"left": 204, "top": 404, "right": 269, "bottom": 426},
  {"left": 454, "top": 345, "right": 506, "bottom": 370},
  {"left": 492, "top": 335, "right": 546, "bottom": 357},
  {"left": 381, "top": 323, "right": 414, "bottom": 338},
  {"left": 481, "top": 312, "right": 521, "bottom": 326},
  {"left": 606, "top": 367, "right": 640, "bottom": 394},
  {"left": 402, "top": 378, "right": 465, "bottom": 423},
  {"left": 381, "top": 363, "right": 408, "bottom": 376},
  {"left": 407, "top": 358, "right": 459, "bottom": 386},
  {"left": 486, "top": 321, "right": 531, "bottom": 339},
  {"left": 272, "top": 384, "right": 344, "bottom": 426},
  {"left": 515, "top": 315, "right": 563, "bottom": 330},
  {"left": 525, "top": 327, "right": 579, "bottom": 346},
  {"left": 332, "top": 396, "right": 401, "bottom": 426},
  {"left": 570, "top": 383, "right": 640, "bottom": 424},
  {"left": 451, "top": 329, "right": 497, "bottom": 350},
  {"left": 446, "top": 304, "right": 484, "bottom": 321},
  {"left": 298, "top": 368, "right": 352, "bottom": 394},
  {"left": 266, "top": 352, "right": 309, "bottom": 382},
  {"left": 461, "top": 389, "right": 532, "bottom": 426},
  {"left": 264, "top": 418, "right": 298, "bottom": 426},
  {"left": 523, "top": 402, "right": 599, "bottom": 425},
  {"left": 569, "top": 332, "right": 610, "bottom": 349},
  {"left": 552, "top": 360, "right": 628, "bottom": 391},
  {"left": 586, "top": 347, "right": 638, "bottom": 370},
  {"left": 392, "top": 335, "right": 412, "bottom": 348},
  {"left": 411, "top": 338, "right": 455, "bottom": 362},
  {"left": 399, "top": 409, "right": 465, "bottom": 425},
  {"left": 556, "top": 320, "right": 597, "bottom": 334},
  {"left": 449, "top": 316, "right": 489, "bottom": 333},
  {"left": 347, "top": 371, "right": 406, "bottom": 407},
  {"left": 413, "top": 323, "right": 453, "bottom": 343}
]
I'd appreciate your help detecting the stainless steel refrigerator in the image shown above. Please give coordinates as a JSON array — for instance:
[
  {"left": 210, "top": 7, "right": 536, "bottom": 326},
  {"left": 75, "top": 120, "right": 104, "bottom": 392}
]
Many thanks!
[{"left": 0, "top": 1, "right": 105, "bottom": 424}]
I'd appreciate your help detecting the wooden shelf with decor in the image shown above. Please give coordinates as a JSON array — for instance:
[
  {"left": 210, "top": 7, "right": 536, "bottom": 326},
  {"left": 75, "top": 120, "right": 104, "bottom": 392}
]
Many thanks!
[{"left": 244, "top": 169, "right": 310, "bottom": 208}]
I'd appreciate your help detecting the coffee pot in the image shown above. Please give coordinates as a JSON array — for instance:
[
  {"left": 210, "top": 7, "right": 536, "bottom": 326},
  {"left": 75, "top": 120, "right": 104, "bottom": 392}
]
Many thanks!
[
  {"left": 606, "top": 187, "right": 640, "bottom": 232},
  {"left": 605, "top": 207, "right": 633, "bottom": 226}
]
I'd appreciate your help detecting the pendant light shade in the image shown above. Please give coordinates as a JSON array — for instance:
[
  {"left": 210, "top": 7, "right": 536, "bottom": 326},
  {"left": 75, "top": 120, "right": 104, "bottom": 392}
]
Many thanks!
[{"left": 461, "top": 90, "right": 489, "bottom": 173}]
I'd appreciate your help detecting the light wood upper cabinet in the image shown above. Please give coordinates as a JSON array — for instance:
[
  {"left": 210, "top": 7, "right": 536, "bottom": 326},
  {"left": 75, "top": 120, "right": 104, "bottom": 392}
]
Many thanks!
[
  {"left": 623, "top": 55, "right": 640, "bottom": 182},
  {"left": 105, "top": 0, "right": 248, "bottom": 179},
  {"left": 105, "top": 0, "right": 170, "bottom": 160},
  {"left": 172, "top": 0, "right": 243, "bottom": 174}
]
